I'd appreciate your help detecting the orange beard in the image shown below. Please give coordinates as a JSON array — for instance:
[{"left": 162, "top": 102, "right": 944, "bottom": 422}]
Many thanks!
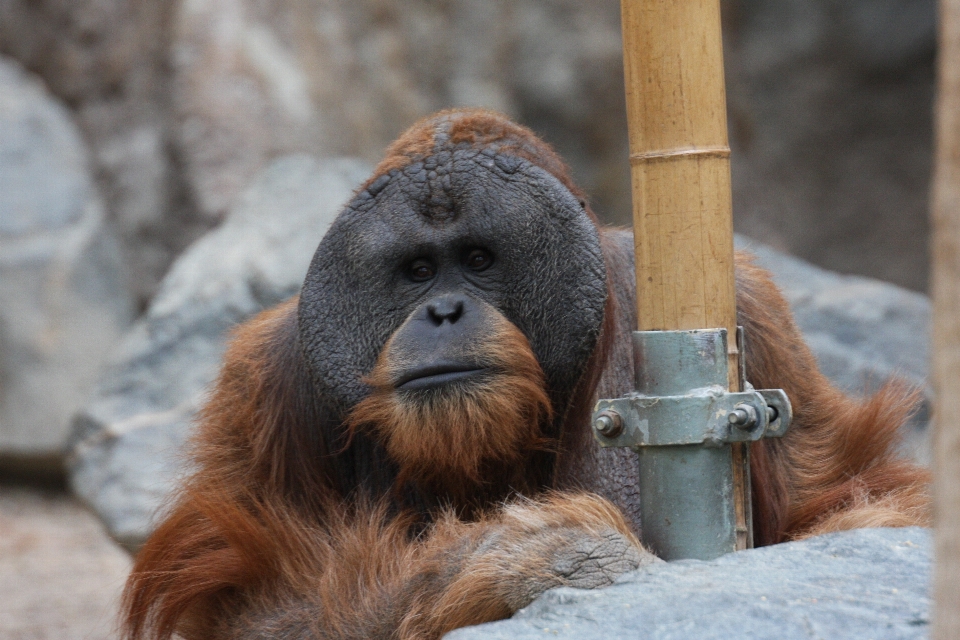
[{"left": 347, "top": 315, "right": 553, "bottom": 488}]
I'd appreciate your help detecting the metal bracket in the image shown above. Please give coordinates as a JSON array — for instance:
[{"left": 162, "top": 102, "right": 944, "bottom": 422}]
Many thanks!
[
  {"left": 593, "top": 385, "right": 791, "bottom": 449},
  {"left": 589, "top": 327, "right": 793, "bottom": 561}
]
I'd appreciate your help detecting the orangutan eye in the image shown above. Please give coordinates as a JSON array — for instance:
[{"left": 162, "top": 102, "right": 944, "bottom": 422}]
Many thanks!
[
  {"left": 408, "top": 259, "right": 436, "bottom": 282},
  {"left": 464, "top": 248, "right": 494, "bottom": 272}
]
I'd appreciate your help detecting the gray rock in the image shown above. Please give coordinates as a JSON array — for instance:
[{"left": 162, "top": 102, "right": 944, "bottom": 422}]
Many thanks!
[
  {"left": 168, "top": 0, "right": 478, "bottom": 220},
  {"left": 164, "top": 0, "right": 627, "bottom": 237},
  {"left": 724, "top": 0, "right": 935, "bottom": 291},
  {"left": 68, "top": 155, "right": 371, "bottom": 549},
  {"left": 737, "top": 235, "right": 932, "bottom": 464},
  {"left": 446, "top": 527, "right": 931, "bottom": 640},
  {"left": 2, "top": 0, "right": 935, "bottom": 294},
  {"left": 0, "top": 57, "right": 135, "bottom": 473},
  {"left": 0, "top": 0, "right": 201, "bottom": 305},
  {"left": 167, "top": 0, "right": 936, "bottom": 293}
]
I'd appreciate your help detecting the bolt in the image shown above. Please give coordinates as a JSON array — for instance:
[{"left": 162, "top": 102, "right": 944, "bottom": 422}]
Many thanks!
[
  {"left": 728, "top": 403, "right": 759, "bottom": 430},
  {"left": 594, "top": 410, "right": 623, "bottom": 438},
  {"left": 766, "top": 404, "right": 779, "bottom": 424}
]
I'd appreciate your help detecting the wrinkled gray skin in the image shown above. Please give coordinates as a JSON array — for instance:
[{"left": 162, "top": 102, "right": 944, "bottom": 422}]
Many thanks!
[
  {"left": 299, "top": 146, "right": 607, "bottom": 413},
  {"left": 297, "top": 144, "right": 610, "bottom": 501}
]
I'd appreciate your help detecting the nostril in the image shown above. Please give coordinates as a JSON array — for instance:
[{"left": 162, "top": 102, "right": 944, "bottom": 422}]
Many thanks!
[
  {"left": 427, "top": 297, "right": 465, "bottom": 325},
  {"left": 449, "top": 300, "right": 464, "bottom": 323}
]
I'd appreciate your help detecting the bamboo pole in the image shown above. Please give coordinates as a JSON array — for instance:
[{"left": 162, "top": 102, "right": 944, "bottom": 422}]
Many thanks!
[
  {"left": 621, "top": 0, "right": 749, "bottom": 549},
  {"left": 622, "top": 0, "right": 736, "bottom": 340},
  {"left": 932, "top": 0, "right": 960, "bottom": 635}
]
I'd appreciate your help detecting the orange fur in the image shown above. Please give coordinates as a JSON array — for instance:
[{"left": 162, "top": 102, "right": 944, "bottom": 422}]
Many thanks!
[
  {"left": 732, "top": 255, "right": 931, "bottom": 543},
  {"left": 122, "top": 300, "right": 336, "bottom": 640},
  {"left": 348, "top": 311, "right": 553, "bottom": 490},
  {"left": 122, "top": 110, "right": 931, "bottom": 640},
  {"left": 403, "top": 492, "right": 649, "bottom": 638},
  {"left": 132, "top": 488, "right": 644, "bottom": 640}
]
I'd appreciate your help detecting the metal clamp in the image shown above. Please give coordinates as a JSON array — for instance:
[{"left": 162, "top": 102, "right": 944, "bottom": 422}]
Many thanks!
[
  {"left": 588, "top": 327, "right": 792, "bottom": 561},
  {"left": 593, "top": 385, "right": 791, "bottom": 449}
]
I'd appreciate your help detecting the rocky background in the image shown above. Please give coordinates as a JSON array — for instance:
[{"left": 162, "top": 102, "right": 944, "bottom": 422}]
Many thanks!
[{"left": 0, "top": 0, "right": 937, "bottom": 638}]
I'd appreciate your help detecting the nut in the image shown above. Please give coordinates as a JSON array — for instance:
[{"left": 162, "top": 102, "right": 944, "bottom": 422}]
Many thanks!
[{"left": 594, "top": 410, "right": 623, "bottom": 438}]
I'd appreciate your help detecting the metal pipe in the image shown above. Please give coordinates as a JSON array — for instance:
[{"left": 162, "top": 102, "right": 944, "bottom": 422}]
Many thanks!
[{"left": 633, "top": 329, "right": 739, "bottom": 560}]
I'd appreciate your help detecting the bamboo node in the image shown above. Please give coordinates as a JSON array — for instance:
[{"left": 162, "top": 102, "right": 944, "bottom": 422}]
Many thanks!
[{"left": 629, "top": 147, "right": 731, "bottom": 163}]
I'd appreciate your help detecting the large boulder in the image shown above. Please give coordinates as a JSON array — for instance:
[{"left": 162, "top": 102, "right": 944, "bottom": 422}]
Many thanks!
[
  {"left": 0, "top": 57, "right": 135, "bottom": 477},
  {"left": 446, "top": 527, "right": 931, "bottom": 640},
  {"left": 69, "top": 155, "right": 371, "bottom": 549},
  {"left": 0, "top": 0, "right": 198, "bottom": 304}
]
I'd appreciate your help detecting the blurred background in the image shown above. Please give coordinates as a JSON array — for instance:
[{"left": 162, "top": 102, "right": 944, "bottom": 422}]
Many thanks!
[{"left": 0, "top": 0, "right": 938, "bottom": 637}]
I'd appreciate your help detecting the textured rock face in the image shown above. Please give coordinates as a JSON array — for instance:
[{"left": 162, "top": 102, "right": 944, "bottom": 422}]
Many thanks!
[
  {"left": 0, "top": 0, "right": 199, "bottom": 304},
  {"left": 169, "top": 0, "right": 937, "bottom": 291},
  {"left": 0, "top": 57, "right": 135, "bottom": 471},
  {"left": 724, "top": 0, "right": 935, "bottom": 291},
  {"left": 69, "top": 155, "right": 371, "bottom": 548},
  {"left": 168, "top": 0, "right": 627, "bottom": 226},
  {"left": 6, "top": 0, "right": 932, "bottom": 295},
  {"left": 446, "top": 527, "right": 931, "bottom": 640}
]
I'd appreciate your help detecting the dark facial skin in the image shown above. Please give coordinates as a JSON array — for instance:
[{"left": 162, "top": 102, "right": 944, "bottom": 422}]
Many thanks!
[
  {"left": 297, "top": 143, "right": 608, "bottom": 431},
  {"left": 388, "top": 293, "right": 496, "bottom": 391}
]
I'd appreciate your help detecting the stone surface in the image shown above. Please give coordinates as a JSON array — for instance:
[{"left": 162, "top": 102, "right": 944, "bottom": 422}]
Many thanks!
[
  {"left": 1, "top": 0, "right": 937, "bottom": 294},
  {"left": 738, "top": 235, "right": 932, "bottom": 464},
  {"left": 167, "top": 0, "right": 935, "bottom": 289},
  {"left": 724, "top": 0, "right": 936, "bottom": 291},
  {"left": 446, "top": 527, "right": 931, "bottom": 640},
  {"left": 69, "top": 155, "right": 371, "bottom": 548},
  {"left": 0, "top": 0, "right": 201, "bottom": 305},
  {"left": 0, "top": 57, "right": 136, "bottom": 470},
  {"left": 0, "top": 485, "right": 131, "bottom": 640},
  {"left": 165, "top": 0, "right": 939, "bottom": 292},
  {"left": 170, "top": 0, "right": 413, "bottom": 221},
  {"left": 166, "top": 0, "right": 630, "bottom": 234}
]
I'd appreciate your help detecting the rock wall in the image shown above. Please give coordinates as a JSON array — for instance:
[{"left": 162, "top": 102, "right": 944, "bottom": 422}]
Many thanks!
[
  {"left": 0, "top": 57, "right": 136, "bottom": 476},
  {"left": 0, "top": 0, "right": 199, "bottom": 305},
  {"left": 725, "top": 0, "right": 936, "bottom": 291},
  {"left": 0, "top": 0, "right": 937, "bottom": 298}
]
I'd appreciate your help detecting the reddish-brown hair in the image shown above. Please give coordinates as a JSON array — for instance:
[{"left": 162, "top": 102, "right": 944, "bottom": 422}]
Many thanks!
[
  {"left": 122, "top": 300, "right": 334, "bottom": 639},
  {"left": 348, "top": 311, "right": 553, "bottom": 494},
  {"left": 734, "top": 255, "right": 930, "bottom": 543},
  {"left": 122, "top": 111, "right": 931, "bottom": 640}
]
